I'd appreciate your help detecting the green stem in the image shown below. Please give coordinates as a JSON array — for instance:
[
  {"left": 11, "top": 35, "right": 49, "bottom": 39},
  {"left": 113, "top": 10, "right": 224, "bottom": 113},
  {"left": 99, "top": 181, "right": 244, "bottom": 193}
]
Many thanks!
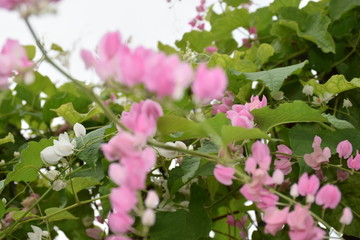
[{"left": 205, "top": 186, "right": 241, "bottom": 209}]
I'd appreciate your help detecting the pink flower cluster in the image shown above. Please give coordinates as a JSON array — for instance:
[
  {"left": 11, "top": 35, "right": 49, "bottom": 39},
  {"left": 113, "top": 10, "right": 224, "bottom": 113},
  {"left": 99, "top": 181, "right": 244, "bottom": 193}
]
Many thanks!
[
  {"left": 264, "top": 172, "right": 342, "bottom": 239},
  {"left": 240, "top": 141, "right": 279, "bottom": 210},
  {"left": 81, "top": 31, "right": 228, "bottom": 103},
  {"left": 274, "top": 144, "right": 293, "bottom": 175},
  {"left": 101, "top": 100, "right": 163, "bottom": 239},
  {"left": 336, "top": 140, "right": 360, "bottom": 171},
  {"left": 226, "top": 95, "right": 267, "bottom": 129},
  {"left": 0, "top": 39, "right": 33, "bottom": 88},
  {"left": 188, "top": 0, "right": 206, "bottom": 30},
  {"left": 304, "top": 136, "right": 331, "bottom": 170},
  {"left": 0, "top": 0, "right": 60, "bottom": 10}
]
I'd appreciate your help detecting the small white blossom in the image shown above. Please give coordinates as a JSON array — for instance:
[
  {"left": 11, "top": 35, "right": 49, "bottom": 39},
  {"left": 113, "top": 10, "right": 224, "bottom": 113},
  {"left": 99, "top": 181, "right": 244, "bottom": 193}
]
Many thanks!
[
  {"left": 272, "top": 91, "right": 284, "bottom": 101},
  {"left": 145, "top": 190, "right": 159, "bottom": 209},
  {"left": 0, "top": 160, "right": 5, "bottom": 166},
  {"left": 53, "top": 132, "right": 75, "bottom": 156},
  {"left": 46, "top": 170, "right": 60, "bottom": 181},
  {"left": 2, "top": 198, "right": 7, "bottom": 204},
  {"left": 157, "top": 141, "right": 187, "bottom": 159},
  {"left": 73, "top": 123, "right": 86, "bottom": 137},
  {"left": 343, "top": 98, "right": 352, "bottom": 108},
  {"left": 290, "top": 184, "right": 299, "bottom": 198},
  {"left": 142, "top": 208, "right": 156, "bottom": 227},
  {"left": 52, "top": 179, "right": 66, "bottom": 191},
  {"left": 13, "top": 151, "right": 20, "bottom": 158},
  {"left": 27, "top": 225, "right": 47, "bottom": 240},
  {"left": 313, "top": 92, "right": 333, "bottom": 105},
  {"left": 40, "top": 146, "right": 62, "bottom": 165},
  {"left": 302, "top": 85, "right": 314, "bottom": 96}
]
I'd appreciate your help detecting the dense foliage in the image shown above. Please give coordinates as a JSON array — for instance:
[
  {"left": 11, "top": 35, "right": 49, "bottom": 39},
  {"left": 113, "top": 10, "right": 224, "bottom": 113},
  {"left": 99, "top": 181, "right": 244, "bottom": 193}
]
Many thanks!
[{"left": 0, "top": 0, "right": 359, "bottom": 239}]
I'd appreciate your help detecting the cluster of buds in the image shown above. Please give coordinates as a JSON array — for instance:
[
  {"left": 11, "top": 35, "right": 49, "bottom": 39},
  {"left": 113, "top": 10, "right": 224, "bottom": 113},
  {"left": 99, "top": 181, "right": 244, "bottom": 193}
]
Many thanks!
[{"left": 188, "top": 0, "right": 206, "bottom": 30}]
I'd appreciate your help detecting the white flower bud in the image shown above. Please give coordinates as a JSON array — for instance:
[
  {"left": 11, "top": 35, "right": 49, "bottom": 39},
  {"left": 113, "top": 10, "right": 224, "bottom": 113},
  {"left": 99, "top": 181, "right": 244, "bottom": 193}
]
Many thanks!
[
  {"left": 13, "top": 151, "right": 20, "bottom": 158},
  {"left": 272, "top": 169, "right": 284, "bottom": 185},
  {"left": 52, "top": 179, "right": 66, "bottom": 191},
  {"left": 145, "top": 190, "right": 159, "bottom": 209},
  {"left": 272, "top": 91, "right": 284, "bottom": 101},
  {"left": 343, "top": 98, "right": 352, "bottom": 108},
  {"left": 2, "top": 198, "right": 7, "bottom": 204},
  {"left": 0, "top": 160, "right": 5, "bottom": 166},
  {"left": 46, "top": 170, "right": 60, "bottom": 181},
  {"left": 74, "top": 123, "right": 86, "bottom": 137},
  {"left": 290, "top": 184, "right": 299, "bottom": 198},
  {"left": 53, "top": 132, "right": 74, "bottom": 156},
  {"left": 306, "top": 194, "right": 315, "bottom": 204},
  {"left": 23, "top": 71, "right": 35, "bottom": 85},
  {"left": 340, "top": 207, "right": 353, "bottom": 225},
  {"left": 302, "top": 85, "right": 314, "bottom": 96},
  {"left": 142, "top": 208, "right": 156, "bottom": 227},
  {"left": 40, "top": 146, "right": 62, "bottom": 165}
]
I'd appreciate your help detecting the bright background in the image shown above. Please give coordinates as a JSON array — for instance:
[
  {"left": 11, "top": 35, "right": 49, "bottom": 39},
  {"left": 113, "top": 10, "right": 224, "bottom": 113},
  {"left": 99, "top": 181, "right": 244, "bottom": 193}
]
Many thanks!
[{"left": 0, "top": 0, "right": 312, "bottom": 83}]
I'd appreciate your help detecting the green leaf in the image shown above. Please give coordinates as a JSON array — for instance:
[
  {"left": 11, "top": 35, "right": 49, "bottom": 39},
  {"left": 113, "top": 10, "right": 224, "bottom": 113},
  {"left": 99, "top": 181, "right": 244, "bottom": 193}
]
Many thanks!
[
  {"left": 12, "top": 211, "right": 38, "bottom": 221},
  {"left": 322, "top": 114, "right": 355, "bottom": 129},
  {"left": 329, "top": 0, "right": 360, "bottom": 21},
  {"left": 0, "top": 201, "right": 5, "bottom": 219},
  {"left": 181, "top": 157, "right": 201, "bottom": 183},
  {"left": 45, "top": 208, "right": 78, "bottom": 222},
  {"left": 221, "top": 126, "right": 269, "bottom": 145},
  {"left": 77, "top": 125, "right": 113, "bottom": 166},
  {"left": 158, "top": 42, "right": 178, "bottom": 55},
  {"left": 252, "top": 101, "right": 327, "bottom": 132},
  {"left": 23, "top": 45, "right": 36, "bottom": 60},
  {"left": 175, "top": 31, "right": 214, "bottom": 52},
  {"left": 208, "top": 52, "right": 258, "bottom": 72},
  {"left": 256, "top": 43, "right": 274, "bottom": 66},
  {"left": 301, "top": 75, "right": 360, "bottom": 96},
  {"left": 223, "top": 0, "right": 249, "bottom": 7},
  {"left": 269, "top": 0, "right": 301, "bottom": 13},
  {"left": 150, "top": 184, "right": 211, "bottom": 240},
  {"left": 210, "top": 9, "right": 249, "bottom": 39},
  {"left": 65, "top": 177, "right": 100, "bottom": 195},
  {"left": 50, "top": 43, "right": 65, "bottom": 52},
  {"left": 231, "top": 60, "right": 308, "bottom": 94},
  {"left": 272, "top": 8, "right": 335, "bottom": 53},
  {"left": 2, "top": 139, "right": 52, "bottom": 192},
  {"left": 51, "top": 102, "right": 102, "bottom": 125},
  {"left": 0, "top": 133, "right": 15, "bottom": 145}
]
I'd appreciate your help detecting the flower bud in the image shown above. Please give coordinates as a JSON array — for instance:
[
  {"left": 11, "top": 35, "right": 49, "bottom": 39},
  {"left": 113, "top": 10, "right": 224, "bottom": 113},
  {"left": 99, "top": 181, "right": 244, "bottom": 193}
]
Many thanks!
[
  {"left": 302, "top": 85, "right": 314, "bottom": 96},
  {"left": 142, "top": 208, "right": 156, "bottom": 227},
  {"left": 336, "top": 140, "right": 352, "bottom": 159},
  {"left": 272, "top": 169, "right": 284, "bottom": 185},
  {"left": 46, "top": 170, "right": 60, "bottom": 181},
  {"left": 343, "top": 98, "right": 352, "bottom": 108},
  {"left": 74, "top": 122, "right": 86, "bottom": 137},
  {"left": 290, "top": 184, "right": 299, "bottom": 198},
  {"left": 340, "top": 207, "right": 353, "bottom": 225},
  {"left": 145, "top": 190, "right": 159, "bottom": 209},
  {"left": 52, "top": 179, "right": 66, "bottom": 191}
]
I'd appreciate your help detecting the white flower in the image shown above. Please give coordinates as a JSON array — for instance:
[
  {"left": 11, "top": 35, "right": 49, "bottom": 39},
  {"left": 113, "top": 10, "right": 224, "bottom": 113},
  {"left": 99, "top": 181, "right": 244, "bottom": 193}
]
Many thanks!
[
  {"left": 0, "top": 160, "right": 5, "bottom": 166},
  {"left": 46, "top": 170, "right": 60, "bottom": 181},
  {"left": 272, "top": 91, "right": 284, "bottom": 101},
  {"left": 40, "top": 146, "right": 62, "bottom": 165},
  {"left": 343, "top": 98, "right": 352, "bottom": 108},
  {"left": 73, "top": 122, "right": 86, "bottom": 137},
  {"left": 53, "top": 132, "right": 75, "bottom": 156},
  {"left": 27, "top": 225, "right": 46, "bottom": 240},
  {"left": 142, "top": 208, "right": 156, "bottom": 227},
  {"left": 157, "top": 141, "right": 187, "bottom": 159},
  {"left": 52, "top": 179, "right": 66, "bottom": 191},
  {"left": 145, "top": 190, "right": 159, "bottom": 209},
  {"left": 302, "top": 85, "right": 314, "bottom": 96},
  {"left": 13, "top": 151, "right": 20, "bottom": 158},
  {"left": 290, "top": 184, "right": 299, "bottom": 198},
  {"left": 313, "top": 92, "right": 333, "bottom": 105}
]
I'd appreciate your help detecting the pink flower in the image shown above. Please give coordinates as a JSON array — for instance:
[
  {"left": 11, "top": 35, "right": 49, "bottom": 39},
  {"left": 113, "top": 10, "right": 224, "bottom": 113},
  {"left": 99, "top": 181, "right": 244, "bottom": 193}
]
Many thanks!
[
  {"left": 192, "top": 63, "right": 228, "bottom": 104},
  {"left": 304, "top": 136, "right": 331, "bottom": 170},
  {"left": 275, "top": 144, "right": 292, "bottom": 161},
  {"left": 0, "top": 39, "right": 33, "bottom": 88},
  {"left": 272, "top": 169, "right": 284, "bottom": 185},
  {"left": 110, "top": 186, "right": 138, "bottom": 212},
  {"left": 226, "top": 108, "right": 254, "bottom": 129},
  {"left": 336, "top": 140, "right": 352, "bottom": 159},
  {"left": 337, "top": 169, "right": 349, "bottom": 182},
  {"left": 108, "top": 212, "right": 134, "bottom": 234},
  {"left": 274, "top": 159, "right": 292, "bottom": 175},
  {"left": 244, "top": 95, "right": 267, "bottom": 111},
  {"left": 121, "top": 99, "right": 163, "bottom": 137},
  {"left": 249, "top": 26, "right": 257, "bottom": 35},
  {"left": 264, "top": 207, "right": 289, "bottom": 235},
  {"left": 242, "top": 38, "right": 252, "bottom": 48},
  {"left": 205, "top": 46, "right": 217, "bottom": 54},
  {"left": 287, "top": 204, "right": 315, "bottom": 238},
  {"left": 106, "top": 235, "right": 131, "bottom": 240},
  {"left": 226, "top": 215, "right": 235, "bottom": 226},
  {"left": 347, "top": 150, "right": 360, "bottom": 170},
  {"left": 245, "top": 141, "right": 271, "bottom": 173},
  {"left": 213, "top": 164, "right": 235, "bottom": 185},
  {"left": 340, "top": 207, "right": 353, "bottom": 225},
  {"left": 315, "top": 184, "right": 341, "bottom": 209},
  {"left": 86, "top": 228, "right": 102, "bottom": 240},
  {"left": 144, "top": 53, "right": 193, "bottom": 99},
  {"left": 298, "top": 173, "right": 319, "bottom": 197}
]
